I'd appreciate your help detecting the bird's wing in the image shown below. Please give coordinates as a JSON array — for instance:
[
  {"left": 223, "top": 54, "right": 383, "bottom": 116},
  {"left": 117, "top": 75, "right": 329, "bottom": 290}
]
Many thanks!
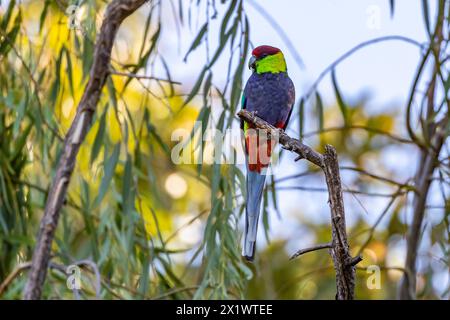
[{"left": 240, "top": 93, "right": 247, "bottom": 131}]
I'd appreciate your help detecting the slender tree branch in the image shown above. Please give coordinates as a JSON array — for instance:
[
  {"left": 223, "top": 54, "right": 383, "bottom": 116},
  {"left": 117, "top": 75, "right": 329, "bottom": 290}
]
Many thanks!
[
  {"left": 340, "top": 166, "right": 415, "bottom": 191},
  {"left": 0, "top": 261, "right": 66, "bottom": 298},
  {"left": 238, "top": 110, "right": 361, "bottom": 300},
  {"left": 110, "top": 69, "right": 182, "bottom": 84},
  {"left": 303, "top": 35, "right": 425, "bottom": 101},
  {"left": 23, "top": 0, "right": 148, "bottom": 300},
  {"left": 303, "top": 125, "right": 414, "bottom": 145},
  {"left": 276, "top": 185, "right": 406, "bottom": 198},
  {"left": 290, "top": 242, "right": 332, "bottom": 260}
]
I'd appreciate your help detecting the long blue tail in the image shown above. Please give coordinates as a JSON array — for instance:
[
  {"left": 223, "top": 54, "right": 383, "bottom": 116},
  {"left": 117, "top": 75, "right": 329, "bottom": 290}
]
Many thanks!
[{"left": 243, "top": 170, "right": 266, "bottom": 261}]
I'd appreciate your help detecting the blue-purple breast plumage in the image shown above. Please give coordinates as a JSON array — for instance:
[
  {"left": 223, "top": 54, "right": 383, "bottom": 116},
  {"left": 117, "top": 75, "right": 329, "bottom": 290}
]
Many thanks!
[{"left": 243, "top": 72, "right": 295, "bottom": 129}]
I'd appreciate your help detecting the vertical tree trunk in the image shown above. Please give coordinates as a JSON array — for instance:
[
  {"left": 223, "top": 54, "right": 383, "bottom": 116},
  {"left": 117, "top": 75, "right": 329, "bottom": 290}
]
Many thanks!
[
  {"left": 323, "top": 145, "right": 358, "bottom": 300},
  {"left": 23, "top": 0, "right": 147, "bottom": 300}
]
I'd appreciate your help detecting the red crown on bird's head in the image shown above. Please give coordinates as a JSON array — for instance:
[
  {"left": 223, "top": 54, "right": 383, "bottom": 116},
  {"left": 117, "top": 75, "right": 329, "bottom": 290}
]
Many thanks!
[{"left": 251, "top": 45, "right": 281, "bottom": 58}]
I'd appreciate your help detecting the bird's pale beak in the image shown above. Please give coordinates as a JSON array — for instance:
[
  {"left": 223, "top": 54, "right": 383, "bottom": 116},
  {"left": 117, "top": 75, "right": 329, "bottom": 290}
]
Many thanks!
[{"left": 248, "top": 55, "right": 257, "bottom": 70}]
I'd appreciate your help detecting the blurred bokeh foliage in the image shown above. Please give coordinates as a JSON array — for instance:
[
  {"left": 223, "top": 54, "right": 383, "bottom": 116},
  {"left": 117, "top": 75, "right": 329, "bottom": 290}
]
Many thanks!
[{"left": 0, "top": 0, "right": 448, "bottom": 299}]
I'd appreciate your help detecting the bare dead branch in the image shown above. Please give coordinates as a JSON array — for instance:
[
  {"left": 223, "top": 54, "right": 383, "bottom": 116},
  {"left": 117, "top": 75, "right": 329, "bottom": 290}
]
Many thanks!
[
  {"left": 238, "top": 109, "right": 361, "bottom": 300},
  {"left": 237, "top": 110, "right": 324, "bottom": 167},
  {"left": 322, "top": 145, "right": 359, "bottom": 299},
  {"left": 0, "top": 261, "right": 66, "bottom": 298},
  {"left": 23, "top": 0, "right": 148, "bottom": 300}
]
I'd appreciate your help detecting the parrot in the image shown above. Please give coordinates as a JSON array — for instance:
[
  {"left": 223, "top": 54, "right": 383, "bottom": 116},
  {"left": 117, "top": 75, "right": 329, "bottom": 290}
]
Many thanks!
[{"left": 241, "top": 45, "right": 295, "bottom": 261}]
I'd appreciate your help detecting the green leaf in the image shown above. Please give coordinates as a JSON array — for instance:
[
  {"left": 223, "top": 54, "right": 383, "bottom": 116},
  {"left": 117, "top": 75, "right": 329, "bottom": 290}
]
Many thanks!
[
  {"left": 422, "top": 0, "right": 431, "bottom": 37},
  {"left": 12, "top": 92, "right": 28, "bottom": 137},
  {"left": 444, "top": 75, "right": 450, "bottom": 95},
  {"left": 122, "top": 153, "right": 134, "bottom": 215},
  {"left": 298, "top": 98, "right": 304, "bottom": 139},
  {"left": 64, "top": 47, "right": 75, "bottom": 96},
  {"left": 93, "top": 143, "right": 121, "bottom": 208},
  {"left": 219, "top": 0, "right": 237, "bottom": 44},
  {"left": 315, "top": 92, "right": 324, "bottom": 132},
  {"left": 210, "top": 163, "right": 221, "bottom": 207},
  {"left": 90, "top": 105, "right": 108, "bottom": 164},
  {"left": 123, "top": 23, "right": 161, "bottom": 91},
  {"left": 39, "top": 0, "right": 50, "bottom": 33},
  {"left": 50, "top": 47, "right": 64, "bottom": 103},
  {"left": 331, "top": 69, "right": 348, "bottom": 126},
  {"left": 146, "top": 121, "right": 170, "bottom": 156},
  {"left": 159, "top": 55, "right": 175, "bottom": 97},
  {"left": 106, "top": 78, "right": 118, "bottom": 110},
  {"left": 183, "top": 22, "right": 208, "bottom": 62},
  {"left": 1, "top": 0, "right": 16, "bottom": 30},
  {"left": 238, "top": 261, "right": 253, "bottom": 280},
  {"left": 389, "top": 0, "right": 395, "bottom": 18},
  {"left": 82, "top": 36, "right": 94, "bottom": 80},
  {"left": 10, "top": 122, "right": 31, "bottom": 163},
  {"left": 0, "top": 10, "right": 21, "bottom": 56},
  {"left": 194, "top": 106, "right": 211, "bottom": 175},
  {"left": 262, "top": 190, "right": 270, "bottom": 243},
  {"left": 182, "top": 68, "right": 207, "bottom": 107},
  {"left": 202, "top": 71, "right": 213, "bottom": 105}
]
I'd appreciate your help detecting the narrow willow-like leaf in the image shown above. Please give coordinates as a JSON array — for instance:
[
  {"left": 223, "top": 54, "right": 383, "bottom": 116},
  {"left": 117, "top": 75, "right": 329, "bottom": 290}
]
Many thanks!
[
  {"left": 444, "top": 75, "right": 450, "bottom": 95},
  {"left": 0, "top": 0, "right": 16, "bottom": 30},
  {"left": 183, "top": 22, "right": 208, "bottom": 62},
  {"left": 39, "top": 0, "right": 49, "bottom": 33},
  {"left": 80, "top": 179, "right": 100, "bottom": 259},
  {"left": 269, "top": 174, "right": 280, "bottom": 219},
  {"left": 12, "top": 92, "right": 28, "bottom": 137},
  {"left": 182, "top": 68, "right": 207, "bottom": 107},
  {"left": 123, "top": 24, "right": 161, "bottom": 91},
  {"left": 315, "top": 91, "right": 324, "bottom": 132},
  {"left": 10, "top": 123, "right": 31, "bottom": 163},
  {"left": 262, "top": 189, "right": 270, "bottom": 243},
  {"left": 194, "top": 105, "right": 211, "bottom": 175},
  {"left": 147, "top": 122, "right": 170, "bottom": 156},
  {"left": 0, "top": 11, "right": 21, "bottom": 56},
  {"left": 81, "top": 35, "right": 94, "bottom": 81},
  {"left": 122, "top": 153, "right": 134, "bottom": 215},
  {"left": 298, "top": 98, "right": 304, "bottom": 139},
  {"left": 90, "top": 105, "right": 108, "bottom": 164},
  {"left": 64, "top": 47, "right": 75, "bottom": 97},
  {"left": 107, "top": 78, "right": 118, "bottom": 110},
  {"left": 50, "top": 47, "right": 64, "bottom": 103},
  {"left": 389, "top": 0, "right": 395, "bottom": 18},
  {"left": 422, "top": 0, "right": 431, "bottom": 37},
  {"left": 219, "top": 0, "right": 237, "bottom": 44},
  {"left": 94, "top": 143, "right": 121, "bottom": 208},
  {"left": 159, "top": 55, "right": 175, "bottom": 96},
  {"left": 331, "top": 69, "right": 348, "bottom": 125}
]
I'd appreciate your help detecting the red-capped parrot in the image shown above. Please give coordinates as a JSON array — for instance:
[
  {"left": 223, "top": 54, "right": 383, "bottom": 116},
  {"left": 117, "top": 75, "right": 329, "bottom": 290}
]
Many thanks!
[{"left": 241, "top": 45, "right": 295, "bottom": 261}]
